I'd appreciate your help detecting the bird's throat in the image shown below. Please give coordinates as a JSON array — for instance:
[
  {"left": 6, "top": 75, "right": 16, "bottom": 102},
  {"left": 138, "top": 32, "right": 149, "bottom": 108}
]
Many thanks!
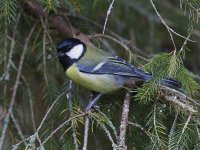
[{"left": 58, "top": 56, "right": 73, "bottom": 71}]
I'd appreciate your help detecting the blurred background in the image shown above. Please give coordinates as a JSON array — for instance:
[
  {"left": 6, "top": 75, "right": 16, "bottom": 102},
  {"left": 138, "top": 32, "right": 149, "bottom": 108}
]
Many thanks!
[{"left": 0, "top": 0, "right": 200, "bottom": 149}]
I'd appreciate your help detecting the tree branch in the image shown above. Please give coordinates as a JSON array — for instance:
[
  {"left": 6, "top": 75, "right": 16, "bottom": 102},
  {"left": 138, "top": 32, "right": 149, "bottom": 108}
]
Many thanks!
[
  {"left": 38, "top": 113, "right": 86, "bottom": 148},
  {"left": 20, "top": 0, "right": 91, "bottom": 44},
  {"left": 160, "top": 86, "right": 198, "bottom": 115},
  {"left": 118, "top": 92, "right": 131, "bottom": 150},
  {"left": 83, "top": 116, "right": 90, "bottom": 150},
  {"left": 0, "top": 22, "right": 37, "bottom": 150}
]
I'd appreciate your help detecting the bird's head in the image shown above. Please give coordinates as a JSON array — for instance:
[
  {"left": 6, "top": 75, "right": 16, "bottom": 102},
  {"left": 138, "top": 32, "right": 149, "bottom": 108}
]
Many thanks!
[{"left": 57, "top": 38, "right": 87, "bottom": 71}]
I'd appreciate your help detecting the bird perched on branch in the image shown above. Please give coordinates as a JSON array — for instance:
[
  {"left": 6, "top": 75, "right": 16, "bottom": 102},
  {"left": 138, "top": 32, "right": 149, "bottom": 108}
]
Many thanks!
[{"left": 57, "top": 38, "right": 181, "bottom": 110}]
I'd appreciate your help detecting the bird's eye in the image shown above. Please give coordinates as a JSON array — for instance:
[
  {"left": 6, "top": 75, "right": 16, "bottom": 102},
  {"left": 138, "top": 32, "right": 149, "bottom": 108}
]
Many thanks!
[{"left": 68, "top": 46, "right": 72, "bottom": 50}]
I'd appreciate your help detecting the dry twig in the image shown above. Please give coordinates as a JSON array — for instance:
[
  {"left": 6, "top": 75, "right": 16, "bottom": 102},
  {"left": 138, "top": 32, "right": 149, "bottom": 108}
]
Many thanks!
[
  {"left": 0, "top": 22, "right": 37, "bottom": 150},
  {"left": 103, "top": 0, "right": 115, "bottom": 34},
  {"left": 118, "top": 92, "right": 131, "bottom": 150},
  {"left": 83, "top": 116, "right": 90, "bottom": 150},
  {"left": 38, "top": 113, "right": 85, "bottom": 148},
  {"left": 21, "top": 0, "right": 91, "bottom": 44},
  {"left": 160, "top": 86, "right": 198, "bottom": 115}
]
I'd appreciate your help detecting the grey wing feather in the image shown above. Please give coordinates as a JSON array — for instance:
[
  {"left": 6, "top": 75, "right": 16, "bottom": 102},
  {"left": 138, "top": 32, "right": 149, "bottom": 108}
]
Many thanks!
[
  {"left": 77, "top": 57, "right": 150, "bottom": 79},
  {"left": 77, "top": 56, "right": 181, "bottom": 89}
]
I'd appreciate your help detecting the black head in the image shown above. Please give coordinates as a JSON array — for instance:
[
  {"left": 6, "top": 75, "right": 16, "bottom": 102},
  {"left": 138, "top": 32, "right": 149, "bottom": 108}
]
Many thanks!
[{"left": 57, "top": 38, "right": 87, "bottom": 71}]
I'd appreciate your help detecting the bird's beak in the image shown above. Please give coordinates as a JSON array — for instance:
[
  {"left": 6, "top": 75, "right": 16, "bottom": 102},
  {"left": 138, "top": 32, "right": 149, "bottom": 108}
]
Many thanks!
[{"left": 57, "top": 52, "right": 65, "bottom": 58}]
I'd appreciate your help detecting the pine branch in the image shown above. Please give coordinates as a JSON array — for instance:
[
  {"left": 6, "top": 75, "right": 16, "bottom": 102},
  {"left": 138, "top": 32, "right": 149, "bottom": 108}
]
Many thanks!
[
  {"left": 128, "top": 121, "right": 152, "bottom": 139},
  {"left": 82, "top": 116, "right": 90, "bottom": 150},
  {"left": 0, "top": 0, "right": 17, "bottom": 23},
  {"left": 180, "top": 0, "right": 200, "bottom": 23},
  {"left": 118, "top": 92, "right": 131, "bottom": 150},
  {"left": 160, "top": 86, "right": 198, "bottom": 115},
  {"left": 10, "top": 112, "right": 26, "bottom": 142},
  {"left": 150, "top": 0, "right": 195, "bottom": 44},
  {"left": 90, "top": 34, "right": 134, "bottom": 62},
  {"left": 97, "top": 109, "right": 118, "bottom": 140},
  {"left": 20, "top": 0, "right": 91, "bottom": 44},
  {"left": 0, "top": 10, "right": 21, "bottom": 82},
  {"left": 134, "top": 51, "right": 200, "bottom": 115},
  {"left": 0, "top": 22, "right": 37, "bottom": 150},
  {"left": 12, "top": 90, "right": 69, "bottom": 148},
  {"left": 146, "top": 103, "right": 167, "bottom": 150},
  {"left": 168, "top": 113, "right": 178, "bottom": 146},
  {"left": 38, "top": 113, "right": 85, "bottom": 148},
  {"left": 90, "top": 112, "right": 117, "bottom": 149},
  {"left": 175, "top": 115, "right": 192, "bottom": 148},
  {"left": 103, "top": 0, "right": 115, "bottom": 34},
  {"left": 42, "top": 0, "right": 59, "bottom": 12},
  {"left": 67, "top": 81, "right": 79, "bottom": 150},
  {"left": 168, "top": 115, "right": 193, "bottom": 150}
]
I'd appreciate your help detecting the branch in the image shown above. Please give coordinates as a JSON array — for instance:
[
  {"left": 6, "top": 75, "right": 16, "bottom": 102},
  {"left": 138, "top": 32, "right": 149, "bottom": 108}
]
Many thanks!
[
  {"left": 168, "top": 113, "right": 178, "bottom": 146},
  {"left": 10, "top": 112, "right": 26, "bottom": 142},
  {"left": 38, "top": 113, "right": 86, "bottom": 148},
  {"left": 118, "top": 92, "right": 131, "bottom": 150},
  {"left": 90, "top": 34, "right": 133, "bottom": 62},
  {"left": 67, "top": 81, "right": 79, "bottom": 150},
  {"left": 36, "top": 90, "right": 69, "bottom": 133},
  {"left": 20, "top": 0, "right": 91, "bottom": 44},
  {"left": 103, "top": 0, "right": 115, "bottom": 34},
  {"left": 90, "top": 113, "right": 117, "bottom": 149},
  {"left": 160, "top": 86, "right": 198, "bottom": 115},
  {"left": 13, "top": 90, "right": 69, "bottom": 148},
  {"left": 0, "top": 22, "right": 37, "bottom": 150},
  {"left": 126, "top": 78, "right": 199, "bottom": 116},
  {"left": 82, "top": 116, "right": 90, "bottom": 150},
  {"left": 128, "top": 121, "right": 151, "bottom": 138}
]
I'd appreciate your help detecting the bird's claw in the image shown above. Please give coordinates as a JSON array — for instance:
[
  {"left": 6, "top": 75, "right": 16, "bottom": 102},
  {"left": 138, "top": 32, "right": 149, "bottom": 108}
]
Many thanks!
[{"left": 86, "top": 105, "right": 100, "bottom": 112}]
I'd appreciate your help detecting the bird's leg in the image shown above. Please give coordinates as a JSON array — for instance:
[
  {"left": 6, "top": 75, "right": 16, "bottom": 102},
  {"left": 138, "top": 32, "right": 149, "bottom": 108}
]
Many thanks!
[{"left": 86, "top": 93, "right": 103, "bottom": 111}]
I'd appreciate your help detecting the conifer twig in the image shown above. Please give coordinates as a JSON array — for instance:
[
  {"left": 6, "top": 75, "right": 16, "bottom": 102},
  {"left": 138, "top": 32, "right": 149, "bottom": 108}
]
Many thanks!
[
  {"left": 36, "top": 90, "right": 69, "bottom": 133},
  {"left": 91, "top": 113, "right": 117, "bottom": 149},
  {"left": 67, "top": 81, "right": 79, "bottom": 150},
  {"left": 83, "top": 116, "right": 90, "bottom": 150},
  {"left": 161, "top": 86, "right": 198, "bottom": 115},
  {"left": 38, "top": 113, "right": 85, "bottom": 148},
  {"left": 97, "top": 109, "right": 118, "bottom": 140},
  {"left": 103, "top": 0, "right": 115, "bottom": 34},
  {"left": 7, "top": 60, "right": 36, "bottom": 132},
  {"left": 67, "top": 14, "right": 125, "bottom": 41},
  {"left": 10, "top": 112, "right": 26, "bottom": 142},
  {"left": 41, "top": 18, "right": 48, "bottom": 85},
  {"left": 175, "top": 114, "right": 192, "bottom": 148},
  {"left": 153, "top": 104, "right": 163, "bottom": 148},
  {"left": 150, "top": 0, "right": 176, "bottom": 51},
  {"left": 168, "top": 113, "right": 178, "bottom": 146},
  {"left": 118, "top": 92, "right": 131, "bottom": 150},
  {"left": 0, "top": 10, "right": 22, "bottom": 81},
  {"left": 0, "top": 22, "right": 37, "bottom": 150},
  {"left": 90, "top": 34, "right": 132, "bottom": 62},
  {"left": 20, "top": 0, "right": 91, "bottom": 44},
  {"left": 179, "top": 31, "right": 192, "bottom": 53},
  {"left": 57, "top": 13, "right": 149, "bottom": 58},
  {"left": 149, "top": 0, "right": 195, "bottom": 54},
  {"left": 128, "top": 121, "right": 151, "bottom": 138},
  {"left": 12, "top": 90, "right": 69, "bottom": 148}
]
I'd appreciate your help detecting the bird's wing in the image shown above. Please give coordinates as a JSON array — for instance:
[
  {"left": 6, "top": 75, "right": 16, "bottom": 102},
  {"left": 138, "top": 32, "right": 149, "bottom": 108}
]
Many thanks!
[{"left": 77, "top": 56, "right": 150, "bottom": 79}]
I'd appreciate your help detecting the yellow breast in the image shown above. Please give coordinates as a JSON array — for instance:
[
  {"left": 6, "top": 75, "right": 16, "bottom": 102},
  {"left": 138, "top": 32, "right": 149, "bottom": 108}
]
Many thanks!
[{"left": 66, "top": 64, "right": 123, "bottom": 93}]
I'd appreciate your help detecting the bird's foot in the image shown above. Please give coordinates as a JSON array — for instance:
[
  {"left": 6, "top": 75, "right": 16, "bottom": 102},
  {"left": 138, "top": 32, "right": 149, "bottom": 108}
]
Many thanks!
[
  {"left": 86, "top": 105, "right": 100, "bottom": 112},
  {"left": 85, "top": 93, "right": 102, "bottom": 112}
]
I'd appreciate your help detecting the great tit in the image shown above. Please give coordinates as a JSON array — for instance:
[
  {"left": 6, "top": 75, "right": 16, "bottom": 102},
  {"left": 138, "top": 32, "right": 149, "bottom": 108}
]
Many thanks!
[{"left": 57, "top": 38, "right": 181, "bottom": 109}]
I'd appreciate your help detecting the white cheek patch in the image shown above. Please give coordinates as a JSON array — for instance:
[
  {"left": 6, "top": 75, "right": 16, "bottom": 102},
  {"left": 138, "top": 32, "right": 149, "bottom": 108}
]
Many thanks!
[{"left": 66, "top": 44, "right": 83, "bottom": 59}]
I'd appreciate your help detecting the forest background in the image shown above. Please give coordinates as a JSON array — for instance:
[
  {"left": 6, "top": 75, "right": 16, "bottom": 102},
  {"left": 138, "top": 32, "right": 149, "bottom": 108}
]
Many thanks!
[{"left": 0, "top": 0, "right": 200, "bottom": 149}]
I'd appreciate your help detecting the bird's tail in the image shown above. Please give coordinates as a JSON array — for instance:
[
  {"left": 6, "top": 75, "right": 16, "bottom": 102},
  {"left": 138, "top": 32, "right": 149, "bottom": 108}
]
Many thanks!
[{"left": 141, "top": 73, "right": 181, "bottom": 89}]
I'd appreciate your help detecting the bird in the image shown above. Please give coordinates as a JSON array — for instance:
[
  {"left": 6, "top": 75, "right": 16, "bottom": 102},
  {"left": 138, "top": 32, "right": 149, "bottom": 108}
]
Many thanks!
[{"left": 56, "top": 38, "right": 181, "bottom": 110}]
